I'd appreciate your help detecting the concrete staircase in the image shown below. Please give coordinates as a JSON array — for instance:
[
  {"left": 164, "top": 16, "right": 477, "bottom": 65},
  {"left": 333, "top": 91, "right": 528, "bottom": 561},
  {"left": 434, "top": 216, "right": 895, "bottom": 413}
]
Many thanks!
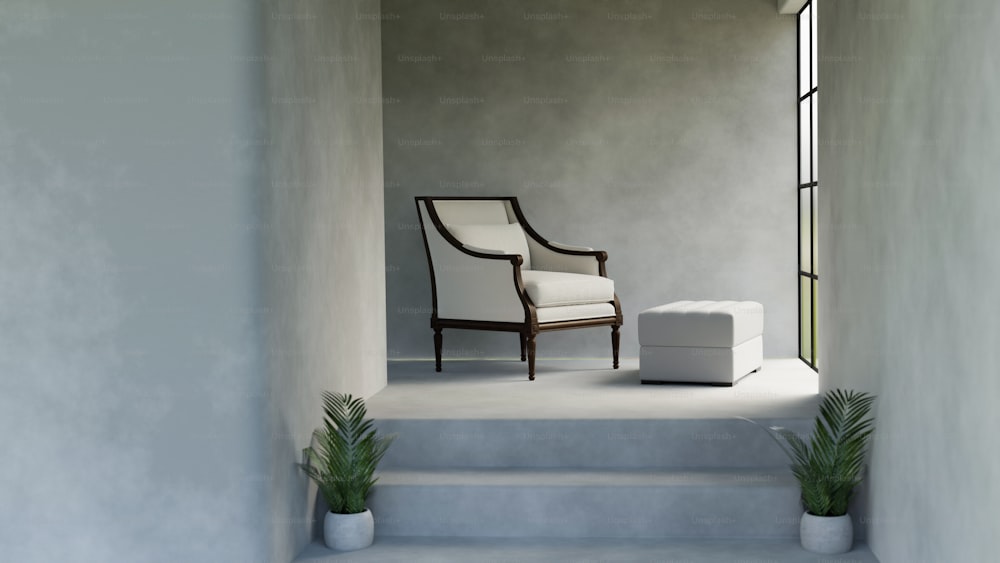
[
  {"left": 294, "top": 413, "right": 878, "bottom": 561},
  {"left": 367, "top": 417, "right": 813, "bottom": 539},
  {"left": 292, "top": 361, "right": 879, "bottom": 561}
]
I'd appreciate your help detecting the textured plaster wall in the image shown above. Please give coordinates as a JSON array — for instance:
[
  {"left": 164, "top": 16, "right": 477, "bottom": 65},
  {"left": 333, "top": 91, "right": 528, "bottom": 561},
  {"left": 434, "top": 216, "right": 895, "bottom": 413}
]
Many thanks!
[
  {"left": 820, "top": 1, "right": 1000, "bottom": 561},
  {"left": 382, "top": 0, "right": 798, "bottom": 361},
  {"left": 0, "top": 1, "right": 268, "bottom": 562},
  {"left": 261, "top": 0, "right": 387, "bottom": 559}
]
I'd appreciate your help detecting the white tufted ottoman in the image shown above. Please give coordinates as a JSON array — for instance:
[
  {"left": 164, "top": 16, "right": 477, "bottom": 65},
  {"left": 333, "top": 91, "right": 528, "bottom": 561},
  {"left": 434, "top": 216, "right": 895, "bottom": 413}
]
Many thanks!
[{"left": 638, "top": 301, "right": 764, "bottom": 386}]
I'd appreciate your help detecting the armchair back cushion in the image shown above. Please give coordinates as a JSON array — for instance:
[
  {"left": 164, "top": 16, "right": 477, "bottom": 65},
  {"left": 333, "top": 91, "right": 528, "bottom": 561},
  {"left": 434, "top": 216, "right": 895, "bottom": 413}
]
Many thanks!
[
  {"left": 446, "top": 224, "right": 532, "bottom": 270},
  {"left": 432, "top": 199, "right": 514, "bottom": 225}
]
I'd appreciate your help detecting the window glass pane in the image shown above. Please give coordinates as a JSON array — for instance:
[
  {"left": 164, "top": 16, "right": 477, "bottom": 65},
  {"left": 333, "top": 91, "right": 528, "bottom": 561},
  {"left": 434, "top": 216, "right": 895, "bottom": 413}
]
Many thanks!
[
  {"left": 811, "top": 1, "right": 818, "bottom": 89},
  {"left": 812, "top": 278, "right": 819, "bottom": 364},
  {"left": 799, "top": 99, "right": 811, "bottom": 184},
  {"left": 799, "top": 6, "right": 811, "bottom": 97},
  {"left": 798, "top": 1, "right": 818, "bottom": 371},
  {"left": 800, "top": 189, "right": 811, "bottom": 273},
  {"left": 801, "top": 276, "right": 812, "bottom": 361},
  {"left": 811, "top": 187, "right": 818, "bottom": 275},
  {"left": 812, "top": 94, "right": 818, "bottom": 182}
]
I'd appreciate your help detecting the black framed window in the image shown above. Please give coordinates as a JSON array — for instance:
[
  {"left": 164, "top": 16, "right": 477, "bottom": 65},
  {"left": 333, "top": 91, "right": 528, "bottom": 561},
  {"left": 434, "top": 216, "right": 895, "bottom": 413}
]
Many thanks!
[{"left": 798, "top": 1, "right": 818, "bottom": 370}]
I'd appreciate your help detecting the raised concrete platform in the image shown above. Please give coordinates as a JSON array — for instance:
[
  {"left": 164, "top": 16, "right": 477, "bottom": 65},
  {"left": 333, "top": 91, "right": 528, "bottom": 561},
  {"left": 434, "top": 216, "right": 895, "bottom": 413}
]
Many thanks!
[{"left": 370, "top": 358, "right": 819, "bottom": 420}]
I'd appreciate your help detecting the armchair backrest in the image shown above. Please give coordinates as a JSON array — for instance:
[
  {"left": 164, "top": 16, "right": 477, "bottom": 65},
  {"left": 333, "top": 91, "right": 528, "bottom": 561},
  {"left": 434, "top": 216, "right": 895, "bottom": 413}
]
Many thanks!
[
  {"left": 430, "top": 199, "right": 517, "bottom": 225},
  {"left": 417, "top": 196, "right": 605, "bottom": 276}
]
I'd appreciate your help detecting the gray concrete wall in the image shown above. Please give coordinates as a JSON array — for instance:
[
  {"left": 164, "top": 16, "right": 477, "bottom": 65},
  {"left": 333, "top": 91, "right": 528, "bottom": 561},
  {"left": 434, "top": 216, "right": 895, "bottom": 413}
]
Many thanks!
[
  {"left": 819, "top": 1, "right": 1000, "bottom": 561},
  {"left": 0, "top": 1, "right": 269, "bottom": 561},
  {"left": 261, "top": 0, "right": 387, "bottom": 559},
  {"left": 382, "top": 0, "right": 798, "bottom": 361}
]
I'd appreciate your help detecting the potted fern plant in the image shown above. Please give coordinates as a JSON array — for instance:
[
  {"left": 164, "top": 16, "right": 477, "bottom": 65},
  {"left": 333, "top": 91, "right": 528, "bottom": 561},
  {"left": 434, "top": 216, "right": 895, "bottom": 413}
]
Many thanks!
[
  {"left": 749, "top": 389, "right": 876, "bottom": 554},
  {"left": 301, "top": 392, "right": 395, "bottom": 551}
]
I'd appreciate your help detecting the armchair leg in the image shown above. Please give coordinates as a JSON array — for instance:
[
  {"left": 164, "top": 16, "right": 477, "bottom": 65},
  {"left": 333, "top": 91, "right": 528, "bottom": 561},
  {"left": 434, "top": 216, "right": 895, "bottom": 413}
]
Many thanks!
[
  {"left": 519, "top": 332, "right": 527, "bottom": 362},
  {"left": 526, "top": 335, "right": 536, "bottom": 381},
  {"left": 611, "top": 325, "right": 621, "bottom": 370},
  {"left": 434, "top": 327, "right": 443, "bottom": 372}
]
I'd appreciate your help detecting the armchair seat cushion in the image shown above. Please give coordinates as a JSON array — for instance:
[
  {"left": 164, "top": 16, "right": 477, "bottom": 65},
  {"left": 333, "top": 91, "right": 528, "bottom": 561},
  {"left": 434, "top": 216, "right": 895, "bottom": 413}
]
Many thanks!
[{"left": 521, "top": 270, "right": 615, "bottom": 308}]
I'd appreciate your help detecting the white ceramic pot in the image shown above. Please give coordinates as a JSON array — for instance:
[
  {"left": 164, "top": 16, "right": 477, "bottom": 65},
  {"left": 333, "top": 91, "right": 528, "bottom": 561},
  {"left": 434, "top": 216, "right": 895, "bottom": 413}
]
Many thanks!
[
  {"left": 800, "top": 512, "right": 853, "bottom": 554},
  {"left": 324, "top": 509, "right": 374, "bottom": 551}
]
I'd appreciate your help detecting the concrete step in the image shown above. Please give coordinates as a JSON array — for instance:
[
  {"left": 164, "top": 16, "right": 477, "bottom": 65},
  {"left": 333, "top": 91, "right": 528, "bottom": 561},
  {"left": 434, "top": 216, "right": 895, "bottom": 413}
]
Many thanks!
[
  {"left": 368, "top": 467, "right": 802, "bottom": 539},
  {"left": 294, "top": 536, "right": 880, "bottom": 562},
  {"left": 375, "top": 417, "right": 812, "bottom": 469}
]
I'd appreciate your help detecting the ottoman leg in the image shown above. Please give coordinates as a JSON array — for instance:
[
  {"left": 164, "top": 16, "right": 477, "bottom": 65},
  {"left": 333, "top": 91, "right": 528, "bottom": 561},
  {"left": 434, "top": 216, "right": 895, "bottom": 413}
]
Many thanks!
[{"left": 611, "top": 325, "right": 621, "bottom": 370}]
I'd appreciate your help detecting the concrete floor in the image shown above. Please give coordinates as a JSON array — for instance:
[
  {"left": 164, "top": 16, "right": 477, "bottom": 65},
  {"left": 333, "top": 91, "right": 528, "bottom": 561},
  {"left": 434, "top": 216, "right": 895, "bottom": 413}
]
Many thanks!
[
  {"left": 370, "top": 358, "right": 819, "bottom": 420},
  {"left": 295, "top": 537, "right": 879, "bottom": 562}
]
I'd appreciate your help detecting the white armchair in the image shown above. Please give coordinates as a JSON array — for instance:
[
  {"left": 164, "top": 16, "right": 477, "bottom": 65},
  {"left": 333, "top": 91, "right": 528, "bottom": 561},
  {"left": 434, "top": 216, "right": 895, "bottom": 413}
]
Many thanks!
[{"left": 415, "top": 196, "right": 623, "bottom": 380}]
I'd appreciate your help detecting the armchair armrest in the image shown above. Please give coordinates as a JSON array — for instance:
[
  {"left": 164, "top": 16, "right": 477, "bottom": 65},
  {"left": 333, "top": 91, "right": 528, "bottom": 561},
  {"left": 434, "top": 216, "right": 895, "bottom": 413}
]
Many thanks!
[
  {"left": 418, "top": 207, "right": 529, "bottom": 323},
  {"left": 525, "top": 236, "right": 608, "bottom": 276},
  {"left": 430, "top": 243, "right": 527, "bottom": 322},
  {"left": 463, "top": 244, "right": 516, "bottom": 256},
  {"left": 549, "top": 241, "right": 594, "bottom": 252},
  {"left": 506, "top": 203, "right": 610, "bottom": 277}
]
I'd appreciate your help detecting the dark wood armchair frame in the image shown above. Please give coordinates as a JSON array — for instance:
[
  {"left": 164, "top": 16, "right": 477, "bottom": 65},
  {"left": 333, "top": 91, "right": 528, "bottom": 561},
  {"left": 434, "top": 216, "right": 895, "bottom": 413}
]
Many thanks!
[{"left": 415, "top": 196, "right": 623, "bottom": 381}]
